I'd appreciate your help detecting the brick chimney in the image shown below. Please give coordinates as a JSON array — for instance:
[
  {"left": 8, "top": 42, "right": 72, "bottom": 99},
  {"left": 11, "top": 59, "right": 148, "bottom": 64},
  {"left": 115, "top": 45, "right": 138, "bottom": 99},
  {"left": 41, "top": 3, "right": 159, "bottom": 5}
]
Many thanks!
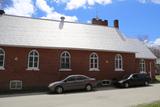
[
  {"left": 92, "top": 18, "right": 108, "bottom": 26},
  {"left": 114, "top": 19, "right": 119, "bottom": 29}
]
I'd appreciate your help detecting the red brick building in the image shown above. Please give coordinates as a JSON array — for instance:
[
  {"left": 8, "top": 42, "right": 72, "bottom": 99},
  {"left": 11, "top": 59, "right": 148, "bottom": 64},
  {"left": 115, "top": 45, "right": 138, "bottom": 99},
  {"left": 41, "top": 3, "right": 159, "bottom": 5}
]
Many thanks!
[{"left": 0, "top": 13, "right": 156, "bottom": 91}]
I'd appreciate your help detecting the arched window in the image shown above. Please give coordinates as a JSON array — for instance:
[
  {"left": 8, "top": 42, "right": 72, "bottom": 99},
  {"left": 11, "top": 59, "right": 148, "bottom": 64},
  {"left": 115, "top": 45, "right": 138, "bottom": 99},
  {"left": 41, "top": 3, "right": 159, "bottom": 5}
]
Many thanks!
[
  {"left": 27, "top": 50, "right": 39, "bottom": 70},
  {"left": 115, "top": 54, "right": 123, "bottom": 71},
  {"left": 60, "top": 51, "right": 71, "bottom": 69},
  {"left": 0, "top": 48, "right": 5, "bottom": 69},
  {"left": 139, "top": 59, "right": 146, "bottom": 73},
  {"left": 89, "top": 53, "right": 99, "bottom": 71}
]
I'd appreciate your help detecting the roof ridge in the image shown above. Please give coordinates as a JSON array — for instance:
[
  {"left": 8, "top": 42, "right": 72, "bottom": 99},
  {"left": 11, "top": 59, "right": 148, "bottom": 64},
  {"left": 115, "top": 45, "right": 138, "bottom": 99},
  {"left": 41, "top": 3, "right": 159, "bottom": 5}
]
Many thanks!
[{"left": 2, "top": 14, "right": 113, "bottom": 29}]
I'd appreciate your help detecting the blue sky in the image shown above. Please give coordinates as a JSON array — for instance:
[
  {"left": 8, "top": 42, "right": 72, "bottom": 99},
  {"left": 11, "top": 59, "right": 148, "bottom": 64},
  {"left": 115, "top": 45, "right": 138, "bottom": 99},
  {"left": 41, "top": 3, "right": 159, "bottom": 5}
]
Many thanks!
[{"left": 0, "top": 0, "right": 160, "bottom": 45}]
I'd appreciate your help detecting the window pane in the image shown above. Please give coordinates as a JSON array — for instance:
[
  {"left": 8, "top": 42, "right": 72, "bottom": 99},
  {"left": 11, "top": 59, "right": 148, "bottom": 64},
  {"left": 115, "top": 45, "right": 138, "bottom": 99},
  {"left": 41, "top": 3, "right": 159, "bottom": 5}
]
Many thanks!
[
  {"left": 95, "top": 64, "right": 97, "bottom": 68},
  {"left": 30, "top": 52, "right": 34, "bottom": 55},
  {"left": 91, "top": 59, "right": 93, "bottom": 63},
  {"left": 29, "top": 62, "right": 33, "bottom": 67},
  {"left": 91, "top": 63, "right": 93, "bottom": 68},
  {"left": 34, "top": 62, "right": 38, "bottom": 67},
  {"left": 0, "top": 55, "right": 3, "bottom": 60},
  {"left": 17, "top": 82, "right": 22, "bottom": 88},
  {"left": 34, "top": 57, "right": 38, "bottom": 62},
  {"left": 29, "top": 56, "right": 33, "bottom": 62},
  {"left": 61, "top": 63, "right": 65, "bottom": 68},
  {"left": 0, "top": 50, "right": 4, "bottom": 54},
  {"left": 66, "top": 63, "right": 69, "bottom": 68},
  {"left": 61, "top": 58, "right": 65, "bottom": 63},
  {"left": 34, "top": 52, "right": 38, "bottom": 56},
  {"left": 11, "top": 82, "right": 16, "bottom": 88},
  {"left": 66, "top": 58, "right": 69, "bottom": 63}
]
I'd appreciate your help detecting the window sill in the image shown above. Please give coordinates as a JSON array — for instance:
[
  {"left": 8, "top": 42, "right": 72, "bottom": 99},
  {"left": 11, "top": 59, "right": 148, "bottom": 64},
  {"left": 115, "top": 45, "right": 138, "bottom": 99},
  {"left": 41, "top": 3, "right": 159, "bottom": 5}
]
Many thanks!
[
  {"left": 0, "top": 67, "right": 5, "bottom": 70},
  {"left": 89, "top": 68, "right": 100, "bottom": 71},
  {"left": 140, "top": 71, "right": 147, "bottom": 74},
  {"left": 115, "top": 69, "right": 124, "bottom": 71},
  {"left": 26, "top": 68, "right": 40, "bottom": 71},
  {"left": 59, "top": 69, "right": 72, "bottom": 71}
]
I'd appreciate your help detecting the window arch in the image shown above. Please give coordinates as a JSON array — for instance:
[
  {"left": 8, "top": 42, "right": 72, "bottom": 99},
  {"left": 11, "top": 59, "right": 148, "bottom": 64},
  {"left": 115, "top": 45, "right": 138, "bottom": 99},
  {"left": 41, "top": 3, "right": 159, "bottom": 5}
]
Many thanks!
[
  {"left": 115, "top": 54, "right": 123, "bottom": 71},
  {"left": 89, "top": 52, "right": 99, "bottom": 71},
  {"left": 139, "top": 59, "right": 146, "bottom": 73},
  {"left": 27, "top": 50, "right": 39, "bottom": 70},
  {"left": 0, "top": 48, "right": 5, "bottom": 69},
  {"left": 60, "top": 51, "right": 71, "bottom": 69}
]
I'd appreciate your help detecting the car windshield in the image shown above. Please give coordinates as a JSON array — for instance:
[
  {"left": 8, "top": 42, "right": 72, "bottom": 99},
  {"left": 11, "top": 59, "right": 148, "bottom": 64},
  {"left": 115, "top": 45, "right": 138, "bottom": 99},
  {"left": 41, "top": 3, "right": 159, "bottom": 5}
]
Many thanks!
[{"left": 122, "top": 75, "right": 131, "bottom": 79}]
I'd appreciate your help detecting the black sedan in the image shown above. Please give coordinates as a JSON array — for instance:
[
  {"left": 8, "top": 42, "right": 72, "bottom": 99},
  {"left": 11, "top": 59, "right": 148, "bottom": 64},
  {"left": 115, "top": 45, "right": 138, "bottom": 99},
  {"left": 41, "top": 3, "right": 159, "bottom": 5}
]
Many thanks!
[{"left": 114, "top": 73, "right": 151, "bottom": 88}]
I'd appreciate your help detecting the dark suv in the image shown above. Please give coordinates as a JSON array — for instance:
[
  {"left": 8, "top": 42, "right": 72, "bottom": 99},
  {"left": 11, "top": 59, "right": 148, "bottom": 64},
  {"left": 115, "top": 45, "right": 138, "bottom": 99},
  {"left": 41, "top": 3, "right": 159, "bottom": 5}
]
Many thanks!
[{"left": 114, "top": 73, "right": 151, "bottom": 88}]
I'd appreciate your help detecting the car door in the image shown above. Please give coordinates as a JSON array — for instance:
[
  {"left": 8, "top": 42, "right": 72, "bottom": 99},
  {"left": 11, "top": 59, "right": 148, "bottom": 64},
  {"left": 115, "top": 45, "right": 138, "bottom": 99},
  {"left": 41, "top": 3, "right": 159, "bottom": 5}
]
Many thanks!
[
  {"left": 74, "top": 76, "right": 87, "bottom": 89},
  {"left": 63, "top": 76, "right": 77, "bottom": 91},
  {"left": 131, "top": 74, "right": 140, "bottom": 86}
]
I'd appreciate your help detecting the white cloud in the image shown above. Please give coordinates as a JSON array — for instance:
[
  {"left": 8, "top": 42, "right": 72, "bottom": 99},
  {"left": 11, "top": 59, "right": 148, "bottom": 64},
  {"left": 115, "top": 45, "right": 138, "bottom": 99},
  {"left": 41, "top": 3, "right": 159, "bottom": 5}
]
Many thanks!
[
  {"left": 36, "top": 0, "right": 54, "bottom": 14},
  {"left": 4, "top": 0, "right": 34, "bottom": 17},
  {"left": 145, "top": 37, "right": 160, "bottom": 47},
  {"left": 66, "top": 0, "right": 112, "bottom": 10},
  {"left": 41, "top": 11, "right": 78, "bottom": 22},
  {"left": 151, "top": 0, "right": 160, "bottom": 4},
  {"left": 138, "top": 0, "right": 160, "bottom": 4},
  {"left": 54, "top": 0, "right": 112, "bottom": 10},
  {"left": 154, "top": 38, "right": 160, "bottom": 45},
  {"left": 36, "top": 0, "right": 78, "bottom": 22},
  {"left": 4, "top": 0, "right": 78, "bottom": 22}
]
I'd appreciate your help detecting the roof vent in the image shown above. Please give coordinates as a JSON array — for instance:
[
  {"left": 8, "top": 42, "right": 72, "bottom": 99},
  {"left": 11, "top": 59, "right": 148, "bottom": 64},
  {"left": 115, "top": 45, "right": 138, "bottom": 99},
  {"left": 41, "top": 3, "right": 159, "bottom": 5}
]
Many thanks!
[
  {"left": 60, "top": 16, "right": 65, "bottom": 21},
  {"left": 59, "top": 16, "right": 65, "bottom": 29},
  {"left": 0, "top": 10, "right": 5, "bottom": 15}
]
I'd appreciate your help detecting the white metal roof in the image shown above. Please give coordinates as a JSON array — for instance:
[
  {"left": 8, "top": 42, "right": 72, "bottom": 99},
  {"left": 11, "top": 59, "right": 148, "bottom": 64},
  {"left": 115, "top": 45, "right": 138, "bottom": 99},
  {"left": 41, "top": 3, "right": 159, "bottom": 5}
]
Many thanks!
[
  {"left": 126, "top": 39, "right": 156, "bottom": 59},
  {"left": 0, "top": 14, "right": 156, "bottom": 59}
]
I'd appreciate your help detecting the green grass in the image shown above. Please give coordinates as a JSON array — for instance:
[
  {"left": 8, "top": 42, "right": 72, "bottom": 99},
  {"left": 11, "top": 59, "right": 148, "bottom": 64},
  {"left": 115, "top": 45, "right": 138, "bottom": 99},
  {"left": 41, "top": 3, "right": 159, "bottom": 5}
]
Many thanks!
[
  {"left": 156, "top": 75, "right": 160, "bottom": 81},
  {"left": 133, "top": 101, "right": 160, "bottom": 107}
]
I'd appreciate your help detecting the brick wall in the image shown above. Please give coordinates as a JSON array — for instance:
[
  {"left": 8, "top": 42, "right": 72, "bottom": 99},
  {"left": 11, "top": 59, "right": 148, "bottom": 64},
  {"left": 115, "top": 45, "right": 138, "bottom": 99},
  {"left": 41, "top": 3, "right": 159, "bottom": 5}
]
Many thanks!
[{"left": 0, "top": 46, "right": 155, "bottom": 91}]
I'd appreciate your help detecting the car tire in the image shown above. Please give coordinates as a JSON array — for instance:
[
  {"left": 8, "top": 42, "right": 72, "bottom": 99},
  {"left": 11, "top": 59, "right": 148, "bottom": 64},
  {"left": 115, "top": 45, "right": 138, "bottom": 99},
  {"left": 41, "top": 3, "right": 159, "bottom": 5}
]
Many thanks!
[
  {"left": 55, "top": 86, "right": 63, "bottom": 94},
  {"left": 144, "top": 81, "right": 149, "bottom": 86},
  {"left": 124, "top": 83, "right": 129, "bottom": 88},
  {"left": 85, "top": 84, "right": 92, "bottom": 91}
]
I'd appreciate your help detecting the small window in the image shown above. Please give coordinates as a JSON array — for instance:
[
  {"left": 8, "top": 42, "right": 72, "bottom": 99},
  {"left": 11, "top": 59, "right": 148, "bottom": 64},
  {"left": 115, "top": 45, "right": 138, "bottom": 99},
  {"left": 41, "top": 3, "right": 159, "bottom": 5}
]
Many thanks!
[
  {"left": 89, "top": 53, "right": 99, "bottom": 71},
  {"left": 0, "top": 48, "right": 5, "bottom": 70},
  {"left": 27, "top": 50, "right": 39, "bottom": 70},
  {"left": 115, "top": 54, "right": 123, "bottom": 71},
  {"left": 139, "top": 59, "right": 146, "bottom": 73},
  {"left": 10, "top": 80, "right": 22, "bottom": 90},
  {"left": 60, "top": 51, "right": 71, "bottom": 70}
]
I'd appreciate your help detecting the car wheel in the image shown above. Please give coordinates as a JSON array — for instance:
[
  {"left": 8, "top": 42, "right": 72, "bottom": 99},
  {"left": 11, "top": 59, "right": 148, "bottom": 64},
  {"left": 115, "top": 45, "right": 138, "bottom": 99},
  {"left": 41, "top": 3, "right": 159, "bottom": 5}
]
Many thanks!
[
  {"left": 55, "top": 86, "right": 63, "bottom": 94},
  {"left": 85, "top": 84, "right": 92, "bottom": 91},
  {"left": 124, "top": 83, "right": 129, "bottom": 88},
  {"left": 144, "top": 81, "right": 149, "bottom": 86}
]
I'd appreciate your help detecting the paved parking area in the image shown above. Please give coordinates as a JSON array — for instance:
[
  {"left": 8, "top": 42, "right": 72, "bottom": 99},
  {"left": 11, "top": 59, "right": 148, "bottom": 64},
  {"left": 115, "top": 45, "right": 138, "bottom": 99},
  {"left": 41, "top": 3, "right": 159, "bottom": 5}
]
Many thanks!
[{"left": 0, "top": 84, "right": 160, "bottom": 107}]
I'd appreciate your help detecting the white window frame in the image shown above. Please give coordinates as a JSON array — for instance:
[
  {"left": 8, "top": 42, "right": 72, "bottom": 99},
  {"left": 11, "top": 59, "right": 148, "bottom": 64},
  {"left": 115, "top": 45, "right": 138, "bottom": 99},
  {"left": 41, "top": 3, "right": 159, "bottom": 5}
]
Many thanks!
[
  {"left": 139, "top": 59, "right": 146, "bottom": 73},
  {"left": 27, "top": 50, "right": 39, "bottom": 71},
  {"left": 89, "top": 52, "right": 99, "bottom": 71},
  {"left": 59, "top": 51, "right": 71, "bottom": 71},
  {"left": 10, "top": 80, "right": 22, "bottom": 90},
  {"left": 0, "top": 48, "right": 5, "bottom": 70},
  {"left": 115, "top": 54, "right": 123, "bottom": 71}
]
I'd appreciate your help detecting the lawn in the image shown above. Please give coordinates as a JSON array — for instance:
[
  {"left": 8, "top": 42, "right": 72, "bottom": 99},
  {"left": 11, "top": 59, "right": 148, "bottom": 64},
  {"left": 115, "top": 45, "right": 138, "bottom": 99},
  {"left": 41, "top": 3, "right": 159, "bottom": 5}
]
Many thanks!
[
  {"left": 156, "top": 75, "right": 160, "bottom": 81},
  {"left": 133, "top": 101, "right": 160, "bottom": 107}
]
